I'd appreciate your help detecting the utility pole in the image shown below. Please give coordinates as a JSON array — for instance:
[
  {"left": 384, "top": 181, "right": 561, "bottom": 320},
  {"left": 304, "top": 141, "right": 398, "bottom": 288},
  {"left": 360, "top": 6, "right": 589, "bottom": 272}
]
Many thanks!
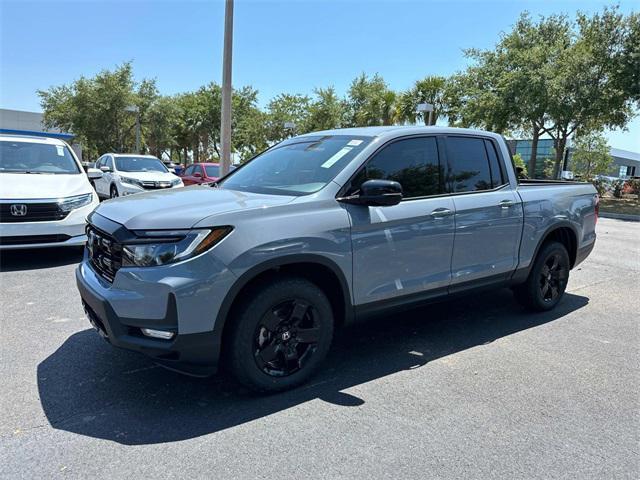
[
  {"left": 125, "top": 105, "right": 141, "bottom": 153},
  {"left": 220, "top": 0, "right": 234, "bottom": 176},
  {"left": 416, "top": 103, "right": 434, "bottom": 126},
  {"left": 135, "top": 111, "right": 141, "bottom": 153}
]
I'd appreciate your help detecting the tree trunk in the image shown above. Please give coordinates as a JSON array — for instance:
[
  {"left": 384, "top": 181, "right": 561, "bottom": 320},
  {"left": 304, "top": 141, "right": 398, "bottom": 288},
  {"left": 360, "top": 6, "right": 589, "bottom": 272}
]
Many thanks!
[
  {"left": 553, "top": 136, "right": 567, "bottom": 179},
  {"left": 529, "top": 127, "right": 540, "bottom": 178}
]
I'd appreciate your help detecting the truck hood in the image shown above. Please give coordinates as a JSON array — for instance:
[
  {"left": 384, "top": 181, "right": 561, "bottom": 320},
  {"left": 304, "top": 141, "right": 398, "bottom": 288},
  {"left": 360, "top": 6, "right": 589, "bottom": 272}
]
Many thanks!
[
  {"left": 0, "top": 173, "right": 92, "bottom": 199},
  {"left": 93, "top": 186, "right": 296, "bottom": 230}
]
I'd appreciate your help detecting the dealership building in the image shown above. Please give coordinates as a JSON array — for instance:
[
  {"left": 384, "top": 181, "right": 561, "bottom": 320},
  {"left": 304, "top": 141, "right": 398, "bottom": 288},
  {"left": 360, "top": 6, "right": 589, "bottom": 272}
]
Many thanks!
[{"left": 0, "top": 108, "right": 83, "bottom": 159}]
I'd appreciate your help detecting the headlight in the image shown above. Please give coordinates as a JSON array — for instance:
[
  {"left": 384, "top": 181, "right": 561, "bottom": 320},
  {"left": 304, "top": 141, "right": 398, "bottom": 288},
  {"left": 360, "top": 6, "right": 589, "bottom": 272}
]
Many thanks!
[
  {"left": 120, "top": 176, "right": 144, "bottom": 188},
  {"left": 171, "top": 178, "right": 182, "bottom": 187},
  {"left": 58, "top": 193, "right": 93, "bottom": 212},
  {"left": 122, "top": 227, "right": 232, "bottom": 267}
]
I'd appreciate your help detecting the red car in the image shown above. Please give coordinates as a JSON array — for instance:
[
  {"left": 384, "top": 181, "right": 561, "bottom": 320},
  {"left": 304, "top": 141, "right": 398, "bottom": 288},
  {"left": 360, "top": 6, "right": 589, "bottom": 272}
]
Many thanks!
[{"left": 180, "top": 162, "right": 221, "bottom": 185}]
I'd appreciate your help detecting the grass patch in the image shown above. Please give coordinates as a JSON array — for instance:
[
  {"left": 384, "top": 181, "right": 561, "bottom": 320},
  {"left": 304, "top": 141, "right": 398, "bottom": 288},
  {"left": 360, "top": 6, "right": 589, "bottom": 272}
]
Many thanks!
[{"left": 599, "top": 196, "right": 640, "bottom": 216}]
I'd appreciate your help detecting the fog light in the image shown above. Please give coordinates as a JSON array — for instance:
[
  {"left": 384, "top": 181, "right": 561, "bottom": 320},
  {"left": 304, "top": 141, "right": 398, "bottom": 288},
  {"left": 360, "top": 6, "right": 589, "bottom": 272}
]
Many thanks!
[{"left": 141, "top": 328, "right": 175, "bottom": 340}]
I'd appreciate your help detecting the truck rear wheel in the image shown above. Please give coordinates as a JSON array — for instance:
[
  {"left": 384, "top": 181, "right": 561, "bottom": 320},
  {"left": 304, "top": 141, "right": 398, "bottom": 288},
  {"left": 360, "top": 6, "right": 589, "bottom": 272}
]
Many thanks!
[
  {"left": 227, "top": 276, "right": 334, "bottom": 392},
  {"left": 513, "top": 241, "right": 570, "bottom": 312}
]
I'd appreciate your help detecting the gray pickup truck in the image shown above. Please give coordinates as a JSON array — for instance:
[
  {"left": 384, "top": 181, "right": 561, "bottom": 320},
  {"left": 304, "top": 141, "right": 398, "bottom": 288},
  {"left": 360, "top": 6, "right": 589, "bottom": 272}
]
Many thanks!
[{"left": 76, "top": 126, "right": 598, "bottom": 392}]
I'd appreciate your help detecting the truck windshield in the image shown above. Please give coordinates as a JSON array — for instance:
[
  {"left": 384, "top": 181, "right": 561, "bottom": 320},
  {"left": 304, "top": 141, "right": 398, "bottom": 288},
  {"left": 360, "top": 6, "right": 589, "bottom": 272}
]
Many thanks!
[
  {"left": 115, "top": 156, "right": 167, "bottom": 173},
  {"left": 0, "top": 140, "right": 81, "bottom": 174},
  {"left": 220, "top": 135, "right": 371, "bottom": 196}
]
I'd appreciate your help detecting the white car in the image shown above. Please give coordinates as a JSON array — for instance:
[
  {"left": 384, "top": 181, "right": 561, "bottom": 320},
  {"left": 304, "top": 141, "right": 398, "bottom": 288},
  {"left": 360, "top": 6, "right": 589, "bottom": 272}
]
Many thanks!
[
  {"left": 93, "top": 154, "right": 183, "bottom": 199},
  {"left": 0, "top": 134, "right": 102, "bottom": 249}
]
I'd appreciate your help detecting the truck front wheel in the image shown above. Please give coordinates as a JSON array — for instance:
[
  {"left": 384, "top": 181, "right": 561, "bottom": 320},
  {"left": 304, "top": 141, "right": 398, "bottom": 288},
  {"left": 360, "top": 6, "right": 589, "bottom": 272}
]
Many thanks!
[
  {"left": 227, "top": 276, "right": 334, "bottom": 392},
  {"left": 513, "top": 241, "right": 570, "bottom": 312}
]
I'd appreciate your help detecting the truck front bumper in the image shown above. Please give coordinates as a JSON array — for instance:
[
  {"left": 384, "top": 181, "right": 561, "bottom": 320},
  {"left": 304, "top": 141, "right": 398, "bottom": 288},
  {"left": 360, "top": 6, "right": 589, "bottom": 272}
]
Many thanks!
[{"left": 75, "top": 252, "right": 236, "bottom": 376}]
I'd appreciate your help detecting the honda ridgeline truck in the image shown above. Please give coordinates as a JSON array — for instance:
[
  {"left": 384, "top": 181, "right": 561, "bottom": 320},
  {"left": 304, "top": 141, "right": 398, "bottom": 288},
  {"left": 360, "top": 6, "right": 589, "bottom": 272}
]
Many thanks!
[{"left": 76, "top": 127, "right": 598, "bottom": 392}]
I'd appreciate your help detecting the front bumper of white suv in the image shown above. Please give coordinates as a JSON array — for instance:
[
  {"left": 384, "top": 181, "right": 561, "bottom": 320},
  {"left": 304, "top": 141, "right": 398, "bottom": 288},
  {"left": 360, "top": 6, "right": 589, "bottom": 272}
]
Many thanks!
[{"left": 0, "top": 194, "right": 98, "bottom": 249}]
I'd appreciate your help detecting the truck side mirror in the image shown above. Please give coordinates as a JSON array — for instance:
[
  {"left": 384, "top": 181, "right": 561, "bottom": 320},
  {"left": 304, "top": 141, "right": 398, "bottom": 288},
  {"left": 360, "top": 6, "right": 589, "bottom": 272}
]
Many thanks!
[{"left": 339, "top": 179, "right": 403, "bottom": 207}]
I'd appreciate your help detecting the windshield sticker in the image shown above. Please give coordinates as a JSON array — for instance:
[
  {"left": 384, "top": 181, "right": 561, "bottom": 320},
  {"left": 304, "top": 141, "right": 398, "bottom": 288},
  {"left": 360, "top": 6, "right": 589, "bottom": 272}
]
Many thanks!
[
  {"left": 321, "top": 147, "right": 352, "bottom": 169},
  {"left": 56, "top": 145, "right": 64, "bottom": 156},
  {"left": 347, "top": 139, "right": 363, "bottom": 147}
]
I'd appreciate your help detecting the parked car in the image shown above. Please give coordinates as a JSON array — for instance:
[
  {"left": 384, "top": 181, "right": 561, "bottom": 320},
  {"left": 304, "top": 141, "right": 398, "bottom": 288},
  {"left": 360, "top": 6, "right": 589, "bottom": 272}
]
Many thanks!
[
  {"left": 76, "top": 127, "right": 598, "bottom": 392},
  {"left": 161, "top": 159, "right": 180, "bottom": 174},
  {"left": 93, "top": 154, "right": 183, "bottom": 199},
  {"left": 0, "top": 134, "right": 102, "bottom": 249},
  {"left": 180, "top": 162, "right": 221, "bottom": 185}
]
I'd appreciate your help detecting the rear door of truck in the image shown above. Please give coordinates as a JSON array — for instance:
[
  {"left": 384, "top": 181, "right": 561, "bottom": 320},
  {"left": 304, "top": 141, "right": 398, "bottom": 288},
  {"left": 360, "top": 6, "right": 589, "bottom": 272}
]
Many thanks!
[{"left": 444, "top": 135, "right": 524, "bottom": 290}]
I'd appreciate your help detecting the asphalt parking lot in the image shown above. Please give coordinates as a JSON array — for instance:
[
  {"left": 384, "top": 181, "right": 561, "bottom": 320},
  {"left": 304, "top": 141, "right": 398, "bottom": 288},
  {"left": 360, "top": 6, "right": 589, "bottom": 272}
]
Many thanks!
[{"left": 1, "top": 217, "right": 638, "bottom": 479}]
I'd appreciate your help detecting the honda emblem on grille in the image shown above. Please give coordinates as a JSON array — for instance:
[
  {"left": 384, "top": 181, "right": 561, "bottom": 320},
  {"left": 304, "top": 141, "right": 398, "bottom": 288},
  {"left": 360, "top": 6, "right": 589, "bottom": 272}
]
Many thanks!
[{"left": 10, "top": 204, "right": 28, "bottom": 216}]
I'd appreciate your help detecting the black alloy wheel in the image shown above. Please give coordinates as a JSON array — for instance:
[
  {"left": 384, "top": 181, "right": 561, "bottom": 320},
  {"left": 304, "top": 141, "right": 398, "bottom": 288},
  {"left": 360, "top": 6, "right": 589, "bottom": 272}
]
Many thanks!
[
  {"left": 513, "top": 241, "right": 570, "bottom": 311},
  {"left": 227, "top": 276, "right": 334, "bottom": 392},
  {"left": 254, "top": 299, "right": 320, "bottom": 377},
  {"left": 539, "top": 252, "right": 568, "bottom": 303}
]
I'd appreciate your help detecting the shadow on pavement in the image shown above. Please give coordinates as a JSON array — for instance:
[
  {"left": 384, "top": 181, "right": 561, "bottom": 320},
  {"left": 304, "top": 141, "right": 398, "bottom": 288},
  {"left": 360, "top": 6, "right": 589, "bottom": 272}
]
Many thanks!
[
  {"left": 37, "top": 289, "right": 588, "bottom": 445},
  {"left": 0, "top": 246, "right": 84, "bottom": 272}
]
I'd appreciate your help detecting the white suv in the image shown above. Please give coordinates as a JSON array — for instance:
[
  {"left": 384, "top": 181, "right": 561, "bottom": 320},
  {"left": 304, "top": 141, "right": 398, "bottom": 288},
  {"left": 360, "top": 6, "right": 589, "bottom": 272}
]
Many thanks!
[
  {"left": 94, "top": 154, "right": 183, "bottom": 199},
  {"left": 0, "top": 134, "right": 102, "bottom": 249}
]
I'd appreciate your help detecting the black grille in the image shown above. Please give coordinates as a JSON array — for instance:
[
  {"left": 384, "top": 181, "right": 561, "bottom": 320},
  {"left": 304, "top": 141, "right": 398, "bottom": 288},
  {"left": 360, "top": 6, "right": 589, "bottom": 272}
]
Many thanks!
[
  {"left": 141, "top": 181, "right": 173, "bottom": 190},
  {"left": 0, "top": 202, "right": 68, "bottom": 222},
  {"left": 87, "top": 226, "right": 122, "bottom": 282},
  {"left": 0, "top": 234, "right": 71, "bottom": 246}
]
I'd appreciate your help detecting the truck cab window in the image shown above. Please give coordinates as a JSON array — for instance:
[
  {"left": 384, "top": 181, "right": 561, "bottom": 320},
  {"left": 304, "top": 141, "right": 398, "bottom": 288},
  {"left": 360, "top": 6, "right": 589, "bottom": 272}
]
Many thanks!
[
  {"left": 446, "top": 136, "right": 493, "bottom": 192},
  {"left": 354, "top": 136, "right": 441, "bottom": 198},
  {"left": 484, "top": 139, "right": 506, "bottom": 187}
]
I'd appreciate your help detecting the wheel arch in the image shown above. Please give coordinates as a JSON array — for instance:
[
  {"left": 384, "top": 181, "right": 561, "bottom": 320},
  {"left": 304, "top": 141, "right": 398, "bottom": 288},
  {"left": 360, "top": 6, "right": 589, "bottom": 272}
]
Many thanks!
[
  {"left": 213, "top": 254, "right": 354, "bottom": 366},
  {"left": 529, "top": 221, "right": 579, "bottom": 272}
]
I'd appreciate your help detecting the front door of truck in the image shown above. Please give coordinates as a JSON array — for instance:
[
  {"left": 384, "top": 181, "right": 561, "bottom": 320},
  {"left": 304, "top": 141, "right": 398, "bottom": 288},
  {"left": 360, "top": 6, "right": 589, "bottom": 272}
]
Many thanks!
[{"left": 345, "top": 136, "right": 455, "bottom": 306}]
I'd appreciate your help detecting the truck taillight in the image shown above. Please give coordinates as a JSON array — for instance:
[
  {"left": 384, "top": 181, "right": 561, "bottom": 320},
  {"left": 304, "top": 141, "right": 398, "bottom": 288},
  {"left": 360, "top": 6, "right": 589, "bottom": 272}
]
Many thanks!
[{"left": 595, "top": 194, "right": 600, "bottom": 223}]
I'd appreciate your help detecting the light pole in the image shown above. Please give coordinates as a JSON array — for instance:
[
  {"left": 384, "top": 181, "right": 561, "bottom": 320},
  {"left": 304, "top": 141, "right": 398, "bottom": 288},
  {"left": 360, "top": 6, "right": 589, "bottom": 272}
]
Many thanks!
[
  {"left": 220, "top": 0, "right": 234, "bottom": 176},
  {"left": 416, "top": 102, "right": 434, "bottom": 126},
  {"left": 284, "top": 121, "right": 296, "bottom": 138},
  {"left": 125, "top": 105, "right": 140, "bottom": 153}
]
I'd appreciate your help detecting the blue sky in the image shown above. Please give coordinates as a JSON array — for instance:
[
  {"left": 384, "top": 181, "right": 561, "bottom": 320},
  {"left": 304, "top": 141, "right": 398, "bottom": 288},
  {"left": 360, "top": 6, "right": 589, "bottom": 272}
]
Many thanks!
[{"left": 1, "top": 0, "right": 638, "bottom": 151}]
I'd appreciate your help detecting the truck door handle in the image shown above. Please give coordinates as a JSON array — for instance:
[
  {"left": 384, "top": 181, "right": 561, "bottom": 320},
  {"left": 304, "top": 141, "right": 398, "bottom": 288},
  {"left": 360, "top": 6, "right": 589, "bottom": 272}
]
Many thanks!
[
  {"left": 430, "top": 207, "right": 453, "bottom": 218},
  {"left": 499, "top": 200, "right": 515, "bottom": 209}
]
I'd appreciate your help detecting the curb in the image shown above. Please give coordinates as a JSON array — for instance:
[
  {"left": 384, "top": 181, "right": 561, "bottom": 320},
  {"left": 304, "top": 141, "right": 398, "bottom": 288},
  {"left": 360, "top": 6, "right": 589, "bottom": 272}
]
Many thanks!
[{"left": 599, "top": 212, "right": 640, "bottom": 222}]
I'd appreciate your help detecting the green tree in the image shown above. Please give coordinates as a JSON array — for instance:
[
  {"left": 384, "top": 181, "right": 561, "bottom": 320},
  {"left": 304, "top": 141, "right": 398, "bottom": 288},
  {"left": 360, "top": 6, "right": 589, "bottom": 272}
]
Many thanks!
[
  {"left": 570, "top": 132, "right": 613, "bottom": 179},
  {"left": 449, "top": 13, "right": 571, "bottom": 177},
  {"left": 345, "top": 73, "right": 396, "bottom": 127},
  {"left": 305, "top": 87, "right": 345, "bottom": 131},
  {"left": 232, "top": 86, "right": 269, "bottom": 161},
  {"left": 544, "top": 7, "right": 637, "bottom": 177},
  {"left": 265, "top": 93, "right": 311, "bottom": 142},
  {"left": 395, "top": 76, "right": 447, "bottom": 125},
  {"left": 512, "top": 152, "right": 529, "bottom": 178},
  {"left": 146, "top": 96, "right": 179, "bottom": 158},
  {"left": 38, "top": 62, "right": 157, "bottom": 159}
]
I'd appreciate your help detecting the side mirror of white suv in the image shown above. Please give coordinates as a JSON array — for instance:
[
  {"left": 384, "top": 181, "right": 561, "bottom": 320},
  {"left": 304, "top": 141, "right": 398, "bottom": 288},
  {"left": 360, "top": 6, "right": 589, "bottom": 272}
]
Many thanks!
[{"left": 87, "top": 168, "right": 104, "bottom": 180}]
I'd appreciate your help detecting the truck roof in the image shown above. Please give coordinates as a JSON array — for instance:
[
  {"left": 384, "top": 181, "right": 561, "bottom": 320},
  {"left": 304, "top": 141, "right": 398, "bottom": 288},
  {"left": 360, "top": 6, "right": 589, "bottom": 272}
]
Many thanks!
[{"left": 297, "top": 125, "right": 502, "bottom": 140}]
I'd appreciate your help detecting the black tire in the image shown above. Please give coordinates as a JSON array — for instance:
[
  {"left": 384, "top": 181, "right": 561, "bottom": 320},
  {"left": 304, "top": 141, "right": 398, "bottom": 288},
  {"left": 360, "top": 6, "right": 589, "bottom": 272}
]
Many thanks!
[
  {"left": 227, "top": 276, "right": 334, "bottom": 392},
  {"left": 110, "top": 185, "right": 119, "bottom": 198},
  {"left": 513, "top": 241, "right": 570, "bottom": 312}
]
